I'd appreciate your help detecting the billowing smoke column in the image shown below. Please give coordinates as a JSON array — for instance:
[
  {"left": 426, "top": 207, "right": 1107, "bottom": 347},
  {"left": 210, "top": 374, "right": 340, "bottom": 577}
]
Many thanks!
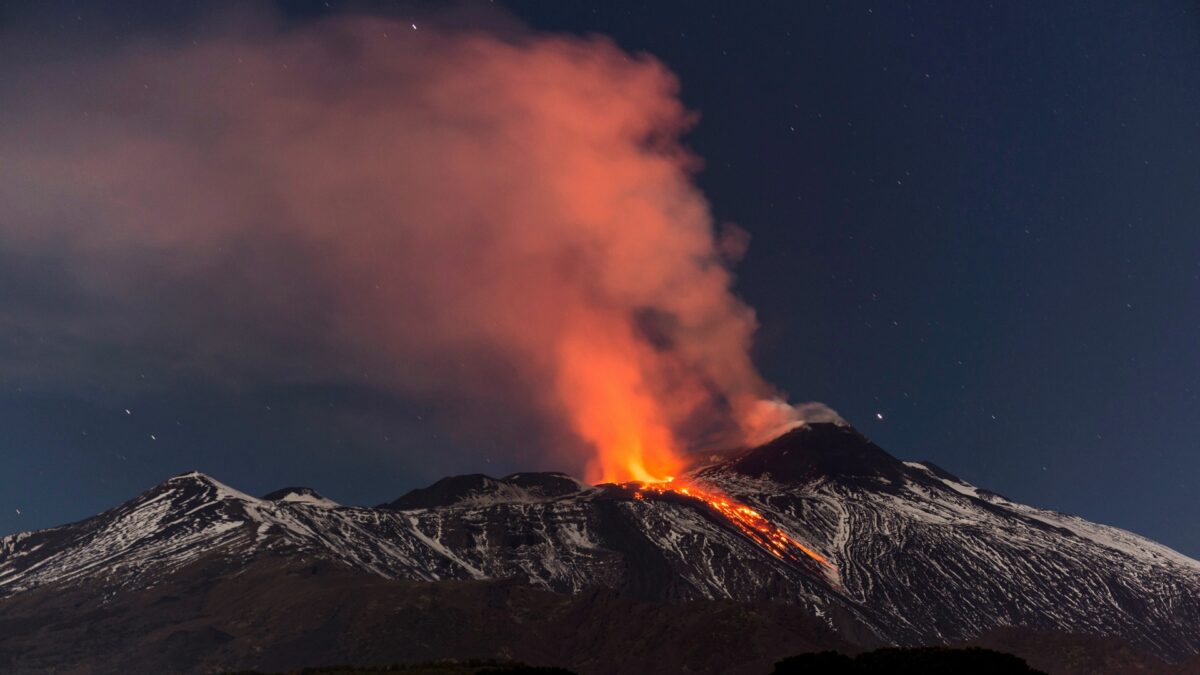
[{"left": 0, "top": 16, "right": 812, "bottom": 483}]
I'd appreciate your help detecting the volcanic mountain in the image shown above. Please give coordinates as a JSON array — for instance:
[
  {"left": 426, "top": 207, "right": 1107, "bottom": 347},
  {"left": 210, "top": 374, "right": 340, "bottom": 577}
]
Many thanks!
[{"left": 1, "top": 423, "right": 1198, "bottom": 674}]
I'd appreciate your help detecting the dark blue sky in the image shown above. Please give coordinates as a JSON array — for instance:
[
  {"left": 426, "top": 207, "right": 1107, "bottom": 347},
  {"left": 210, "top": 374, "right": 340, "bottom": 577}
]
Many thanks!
[{"left": 2, "top": 1, "right": 1198, "bottom": 557}]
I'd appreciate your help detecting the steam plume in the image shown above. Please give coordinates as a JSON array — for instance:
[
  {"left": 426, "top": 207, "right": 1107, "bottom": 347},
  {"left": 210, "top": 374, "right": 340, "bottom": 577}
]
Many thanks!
[{"left": 0, "top": 15, "right": 806, "bottom": 481}]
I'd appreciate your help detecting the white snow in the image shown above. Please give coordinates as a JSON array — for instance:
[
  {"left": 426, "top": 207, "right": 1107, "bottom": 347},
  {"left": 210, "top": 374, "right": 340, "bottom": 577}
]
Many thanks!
[
  {"left": 2, "top": 464, "right": 1198, "bottom": 660},
  {"left": 274, "top": 491, "right": 340, "bottom": 509}
]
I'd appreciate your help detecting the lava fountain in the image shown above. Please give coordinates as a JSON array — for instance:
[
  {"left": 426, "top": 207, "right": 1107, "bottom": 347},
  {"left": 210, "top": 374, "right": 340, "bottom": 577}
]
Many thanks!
[{"left": 558, "top": 333, "right": 835, "bottom": 572}]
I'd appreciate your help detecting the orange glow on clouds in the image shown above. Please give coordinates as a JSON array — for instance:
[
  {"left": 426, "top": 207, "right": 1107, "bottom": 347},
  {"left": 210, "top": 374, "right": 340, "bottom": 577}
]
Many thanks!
[
  {"left": 0, "top": 10, "right": 843, "bottom": 569},
  {"left": 557, "top": 331, "right": 683, "bottom": 484},
  {"left": 0, "top": 13, "right": 814, "bottom": 481}
]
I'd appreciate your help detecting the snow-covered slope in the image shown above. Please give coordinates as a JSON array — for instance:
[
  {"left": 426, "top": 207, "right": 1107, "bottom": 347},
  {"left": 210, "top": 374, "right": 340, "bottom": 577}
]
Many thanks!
[
  {"left": 1, "top": 425, "right": 1197, "bottom": 661},
  {"left": 696, "top": 425, "right": 1200, "bottom": 660},
  {"left": 262, "top": 486, "right": 340, "bottom": 508},
  {"left": 0, "top": 471, "right": 852, "bottom": 625}
]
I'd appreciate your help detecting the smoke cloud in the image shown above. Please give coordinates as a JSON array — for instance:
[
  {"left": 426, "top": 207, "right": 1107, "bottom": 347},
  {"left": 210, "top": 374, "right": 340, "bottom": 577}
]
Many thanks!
[{"left": 0, "top": 13, "right": 806, "bottom": 481}]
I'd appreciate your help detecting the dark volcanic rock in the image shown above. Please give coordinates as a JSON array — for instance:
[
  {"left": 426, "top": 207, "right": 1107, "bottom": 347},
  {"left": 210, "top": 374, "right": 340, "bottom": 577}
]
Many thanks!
[
  {"left": 385, "top": 472, "right": 589, "bottom": 510},
  {"left": 1, "top": 427, "right": 1198, "bottom": 673},
  {"left": 261, "top": 486, "right": 337, "bottom": 507},
  {"left": 962, "top": 627, "right": 1174, "bottom": 675},
  {"left": 0, "top": 556, "right": 852, "bottom": 675},
  {"left": 722, "top": 423, "right": 907, "bottom": 485}
]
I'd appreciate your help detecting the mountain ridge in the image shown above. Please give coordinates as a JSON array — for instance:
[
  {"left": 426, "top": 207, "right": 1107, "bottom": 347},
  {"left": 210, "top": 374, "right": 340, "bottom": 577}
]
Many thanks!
[{"left": 1, "top": 423, "right": 1197, "bottom": 673}]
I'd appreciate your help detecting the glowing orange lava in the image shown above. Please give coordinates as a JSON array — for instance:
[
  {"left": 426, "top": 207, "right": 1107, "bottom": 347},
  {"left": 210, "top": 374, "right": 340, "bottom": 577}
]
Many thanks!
[
  {"left": 557, "top": 332, "right": 685, "bottom": 485},
  {"left": 633, "top": 478, "right": 836, "bottom": 570},
  {"left": 555, "top": 333, "right": 832, "bottom": 572}
]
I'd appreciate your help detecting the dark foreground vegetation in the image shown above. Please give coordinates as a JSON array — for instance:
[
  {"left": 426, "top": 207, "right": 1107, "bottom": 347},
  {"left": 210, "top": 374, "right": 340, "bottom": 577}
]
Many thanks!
[
  {"left": 229, "top": 647, "right": 1051, "bottom": 675},
  {"left": 772, "top": 647, "right": 1047, "bottom": 674},
  {"left": 227, "top": 660, "right": 575, "bottom": 675}
]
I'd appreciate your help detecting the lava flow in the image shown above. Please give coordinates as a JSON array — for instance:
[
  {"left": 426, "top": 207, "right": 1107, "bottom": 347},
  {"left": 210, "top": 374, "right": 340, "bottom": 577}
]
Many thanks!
[
  {"left": 633, "top": 478, "right": 835, "bottom": 571},
  {"left": 560, "top": 334, "right": 834, "bottom": 571}
]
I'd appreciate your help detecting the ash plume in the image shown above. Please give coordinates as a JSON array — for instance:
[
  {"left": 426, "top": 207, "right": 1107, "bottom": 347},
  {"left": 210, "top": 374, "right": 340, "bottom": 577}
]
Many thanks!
[{"left": 0, "top": 11, "right": 808, "bottom": 480}]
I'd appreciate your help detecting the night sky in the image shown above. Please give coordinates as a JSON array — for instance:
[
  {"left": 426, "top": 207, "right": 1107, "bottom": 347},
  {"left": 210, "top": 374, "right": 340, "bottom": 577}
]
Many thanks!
[{"left": 2, "top": 1, "right": 1198, "bottom": 558}]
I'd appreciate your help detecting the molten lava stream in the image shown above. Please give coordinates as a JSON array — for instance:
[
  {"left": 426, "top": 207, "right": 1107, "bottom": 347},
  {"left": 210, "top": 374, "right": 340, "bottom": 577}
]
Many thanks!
[{"left": 634, "top": 479, "right": 836, "bottom": 571}]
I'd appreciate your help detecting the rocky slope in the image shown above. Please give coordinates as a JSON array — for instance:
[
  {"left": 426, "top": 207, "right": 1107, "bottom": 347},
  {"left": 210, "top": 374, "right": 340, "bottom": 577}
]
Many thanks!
[{"left": 1, "top": 423, "right": 1197, "bottom": 673}]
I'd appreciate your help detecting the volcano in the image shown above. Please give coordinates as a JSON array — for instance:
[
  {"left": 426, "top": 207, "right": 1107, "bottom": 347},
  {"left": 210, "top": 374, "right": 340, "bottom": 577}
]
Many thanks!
[{"left": 1, "top": 423, "right": 1198, "bottom": 674}]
